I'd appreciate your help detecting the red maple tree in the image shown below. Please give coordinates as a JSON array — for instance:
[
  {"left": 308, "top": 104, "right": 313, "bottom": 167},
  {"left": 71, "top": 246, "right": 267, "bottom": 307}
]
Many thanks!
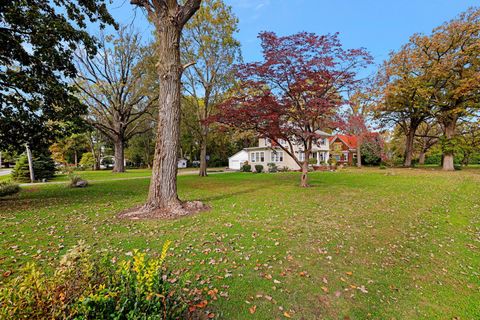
[{"left": 215, "top": 31, "right": 372, "bottom": 186}]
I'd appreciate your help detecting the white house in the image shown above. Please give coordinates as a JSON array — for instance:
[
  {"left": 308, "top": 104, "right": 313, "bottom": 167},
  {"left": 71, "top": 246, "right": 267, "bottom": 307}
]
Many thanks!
[
  {"left": 229, "top": 132, "right": 331, "bottom": 171},
  {"left": 228, "top": 150, "right": 248, "bottom": 170}
]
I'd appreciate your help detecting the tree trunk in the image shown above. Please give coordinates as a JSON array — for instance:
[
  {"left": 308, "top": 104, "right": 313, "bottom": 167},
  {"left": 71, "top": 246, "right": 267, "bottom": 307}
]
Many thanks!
[
  {"left": 418, "top": 151, "right": 426, "bottom": 165},
  {"left": 113, "top": 139, "right": 125, "bottom": 172},
  {"left": 144, "top": 23, "right": 183, "bottom": 210},
  {"left": 25, "top": 144, "right": 35, "bottom": 183},
  {"left": 442, "top": 119, "right": 456, "bottom": 171},
  {"left": 404, "top": 128, "right": 415, "bottom": 167},
  {"left": 300, "top": 161, "right": 309, "bottom": 187},
  {"left": 199, "top": 128, "right": 208, "bottom": 177},
  {"left": 74, "top": 151, "right": 78, "bottom": 167},
  {"left": 356, "top": 136, "right": 362, "bottom": 168}
]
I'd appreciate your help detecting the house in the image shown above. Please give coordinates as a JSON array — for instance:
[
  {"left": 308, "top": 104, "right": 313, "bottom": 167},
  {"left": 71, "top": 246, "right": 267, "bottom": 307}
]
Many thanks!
[
  {"left": 329, "top": 134, "right": 358, "bottom": 165},
  {"left": 229, "top": 131, "right": 331, "bottom": 171},
  {"left": 228, "top": 150, "right": 248, "bottom": 170}
]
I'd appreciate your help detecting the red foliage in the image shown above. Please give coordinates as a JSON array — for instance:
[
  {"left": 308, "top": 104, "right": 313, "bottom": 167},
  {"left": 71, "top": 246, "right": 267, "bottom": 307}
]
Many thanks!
[{"left": 214, "top": 31, "right": 372, "bottom": 166}]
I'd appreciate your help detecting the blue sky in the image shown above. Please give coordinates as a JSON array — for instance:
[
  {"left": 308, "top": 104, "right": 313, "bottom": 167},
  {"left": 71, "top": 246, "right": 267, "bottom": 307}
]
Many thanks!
[{"left": 106, "top": 0, "right": 478, "bottom": 68}]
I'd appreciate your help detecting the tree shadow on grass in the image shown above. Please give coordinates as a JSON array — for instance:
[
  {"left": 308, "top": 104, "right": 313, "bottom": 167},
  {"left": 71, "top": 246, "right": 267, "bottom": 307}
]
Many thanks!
[{"left": 196, "top": 186, "right": 265, "bottom": 202}]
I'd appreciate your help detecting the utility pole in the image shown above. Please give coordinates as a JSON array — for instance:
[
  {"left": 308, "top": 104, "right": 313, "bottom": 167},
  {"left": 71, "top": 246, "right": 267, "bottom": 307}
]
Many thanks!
[{"left": 25, "top": 144, "right": 35, "bottom": 183}]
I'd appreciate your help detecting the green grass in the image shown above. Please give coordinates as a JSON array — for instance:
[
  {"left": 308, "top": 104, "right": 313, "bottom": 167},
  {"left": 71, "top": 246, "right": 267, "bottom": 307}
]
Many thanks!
[{"left": 1, "top": 168, "right": 479, "bottom": 319}]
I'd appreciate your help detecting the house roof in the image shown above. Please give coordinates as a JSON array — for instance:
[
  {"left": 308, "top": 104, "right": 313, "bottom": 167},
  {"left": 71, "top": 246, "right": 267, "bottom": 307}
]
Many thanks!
[
  {"left": 329, "top": 134, "right": 358, "bottom": 149},
  {"left": 228, "top": 149, "right": 248, "bottom": 159}
]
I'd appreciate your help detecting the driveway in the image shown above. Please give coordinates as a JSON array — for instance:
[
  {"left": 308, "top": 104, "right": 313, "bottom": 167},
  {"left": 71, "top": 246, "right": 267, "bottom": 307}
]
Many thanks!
[{"left": 0, "top": 169, "right": 12, "bottom": 177}]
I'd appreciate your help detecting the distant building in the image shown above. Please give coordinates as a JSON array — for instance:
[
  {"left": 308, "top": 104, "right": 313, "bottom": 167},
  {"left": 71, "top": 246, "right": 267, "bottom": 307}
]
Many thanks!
[
  {"left": 329, "top": 135, "right": 358, "bottom": 165},
  {"left": 228, "top": 150, "right": 248, "bottom": 170},
  {"left": 177, "top": 159, "right": 188, "bottom": 168},
  {"left": 228, "top": 131, "right": 331, "bottom": 171}
]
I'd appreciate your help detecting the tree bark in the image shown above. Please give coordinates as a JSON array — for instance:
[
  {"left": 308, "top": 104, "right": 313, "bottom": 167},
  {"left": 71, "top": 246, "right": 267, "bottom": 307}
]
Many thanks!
[
  {"left": 300, "top": 161, "right": 309, "bottom": 187},
  {"left": 113, "top": 139, "right": 125, "bottom": 172},
  {"left": 442, "top": 119, "right": 456, "bottom": 171},
  {"left": 404, "top": 128, "right": 416, "bottom": 167},
  {"left": 25, "top": 144, "right": 35, "bottom": 183},
  {"left": 74, "top": 151, "right": 78, "bottom": 167},
  {"left": 144, "top": 22, "right": 183, "bottom": 210},
  {"left": 356, "top": 136, "right": 362, "bottom": 168},
  {"left": 199, "top": 130, "right": 208, "bottom": 177},
  {"left": 418, "top": 151, "right": 426, "bottom": 165}
]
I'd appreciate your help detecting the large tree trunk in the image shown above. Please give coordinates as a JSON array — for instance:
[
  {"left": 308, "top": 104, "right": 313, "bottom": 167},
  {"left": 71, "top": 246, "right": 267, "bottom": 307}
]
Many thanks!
[
  {"left": 113, "top": 139, "right": 125, "bottom": 172},
  {"left": 74, "top": 151, "right": 78, "bottom": 167},
  {"left": 442, "top": 119, "right": 456, "bottom": 171},
  {"left": 199, "top": 131, "right": 208, "bottom": 177},
  {"left": 144, "top": 23, "right": 183, "bottom": 210},
  {"left": 418, "top": 151, "right": 426, "bottom": 165},
  {"left": 404, "top": 128, "right": 416, "bottom": 167}
]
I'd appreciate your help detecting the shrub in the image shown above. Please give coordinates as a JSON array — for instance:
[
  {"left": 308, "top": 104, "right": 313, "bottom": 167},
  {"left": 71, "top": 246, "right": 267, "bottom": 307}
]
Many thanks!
[
  {"left": 379, "top": 164, "right": 387, "bottom": 170},
  {"left": 278, "top": 166, "right": 290, "bottom": 172},
  {"left": 454, "top": 164, "right": 462, "bottom": 171},
  {"left": 0, "top": 241, "right": 189, "bottom": 319},
  {"left": 267, "top": 163, "right": 278, "bottom": 173},
  {"left": 254, "top": 164, "right": 264, "bottom": 173},
  {"left": 241, "top": 163, "right": 251, "bottom": 172},
  {"left": 0, "top": 181, "right": 20, "bottom": 197},
  {"left": 12, "top": 154, "right": 55, "bottom": 182},
  {"left": 68, "top": 173, "right": 88, "bottom": 188},
  {"left": 308, "top": 158, "right": 317, "bottom": 165}
]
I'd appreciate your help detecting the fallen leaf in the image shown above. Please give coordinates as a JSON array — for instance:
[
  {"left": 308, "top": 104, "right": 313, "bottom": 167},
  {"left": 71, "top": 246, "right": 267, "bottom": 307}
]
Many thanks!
[{"left": 249, "top": 305, "right": 257, "bottom": 314}]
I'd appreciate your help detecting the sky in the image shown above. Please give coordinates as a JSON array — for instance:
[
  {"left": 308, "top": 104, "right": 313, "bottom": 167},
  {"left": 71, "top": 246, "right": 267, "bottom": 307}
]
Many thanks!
[{"left": 105, "top": 0, "right": 479, "bottom": 69}]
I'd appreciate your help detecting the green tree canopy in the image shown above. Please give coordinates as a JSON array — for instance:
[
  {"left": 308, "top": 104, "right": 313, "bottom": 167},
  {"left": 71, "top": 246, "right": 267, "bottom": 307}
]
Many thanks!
[{"left": 0, "top": 0, "right": 115, "bottom": 152}]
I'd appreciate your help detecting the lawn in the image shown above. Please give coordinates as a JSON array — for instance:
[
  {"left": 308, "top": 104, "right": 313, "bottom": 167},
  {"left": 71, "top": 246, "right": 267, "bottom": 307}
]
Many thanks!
[{"left": 1, "top": 168, "right": 479, "bottom": 319}]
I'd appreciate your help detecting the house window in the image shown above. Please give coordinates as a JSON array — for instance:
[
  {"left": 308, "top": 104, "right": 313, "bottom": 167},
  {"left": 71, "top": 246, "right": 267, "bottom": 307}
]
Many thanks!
[
  {"left": 335, "top": 155, "right": 341, "bottom": 161},
  {"left": 253, "top": 151, "right": 264, "bottom": 162},
  {"left": 299, "top": 151, "right": 305, "bottom": 161},
  {"left": 271, "top": 151, "right": 284, "bottom": 162}
]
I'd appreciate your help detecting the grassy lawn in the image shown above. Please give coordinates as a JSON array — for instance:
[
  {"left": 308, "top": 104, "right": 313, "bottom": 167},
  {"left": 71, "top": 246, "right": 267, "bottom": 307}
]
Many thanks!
[
  {"left": 1, "top": 168, "right": 479, "bottom": 319},
  {"left": 0, "top": 167, "right": 228, "bottom": 182}
]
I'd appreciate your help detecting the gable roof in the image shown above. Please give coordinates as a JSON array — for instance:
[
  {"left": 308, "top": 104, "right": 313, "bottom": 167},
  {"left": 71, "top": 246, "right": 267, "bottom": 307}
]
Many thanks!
[{"left": 329, "top": 134, "right": 358, "bottom": 149}]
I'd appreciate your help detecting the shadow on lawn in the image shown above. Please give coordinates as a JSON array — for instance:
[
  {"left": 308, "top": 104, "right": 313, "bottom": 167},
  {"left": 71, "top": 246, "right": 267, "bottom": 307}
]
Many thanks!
[{"left": 197, "top": 186, "right": 265, "bottom": 202}]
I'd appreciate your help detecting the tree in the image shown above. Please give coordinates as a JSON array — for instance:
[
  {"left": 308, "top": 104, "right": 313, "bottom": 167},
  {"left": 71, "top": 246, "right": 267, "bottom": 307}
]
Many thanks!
[
  {"left": 79, "top": 152, "right": 96, "bottom": 170},
  {"left": 375, "top": 44, "right": 432, "bottom": 167},
  {"left": 129, "top": 0, "right": 202, "bottom": 217},
  {"left": 49, "top": 134, "right": 89, "bottom": 167},
  {"left": 457, "top": 120, "right": 480, "bottom": 166},
  {"left": 125, "top": 120, "right": 156, "bottom": 168},
  {"left": 346, "top": 79, "right": 376, "bottom": 168},
  {"left": 181, "top": 0, "right": 241, "bottom": 176},
  {"left": 75, "top": 26, "right": 155, "bottom": 173},
  {"left": 415, "top": 120, "right": 440, "bottom": 165},
  {"left": 411, "top": 8, "right": 480, "bottom": 170},
  {"left": 360, "top": 132, "right": 383, "bottom": 165},
  {"left": 216, "top": 32, "right": 372, "bottom": 187},
  {"left": 0, "top": 0, "right": 115, "bottom": 152}
]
